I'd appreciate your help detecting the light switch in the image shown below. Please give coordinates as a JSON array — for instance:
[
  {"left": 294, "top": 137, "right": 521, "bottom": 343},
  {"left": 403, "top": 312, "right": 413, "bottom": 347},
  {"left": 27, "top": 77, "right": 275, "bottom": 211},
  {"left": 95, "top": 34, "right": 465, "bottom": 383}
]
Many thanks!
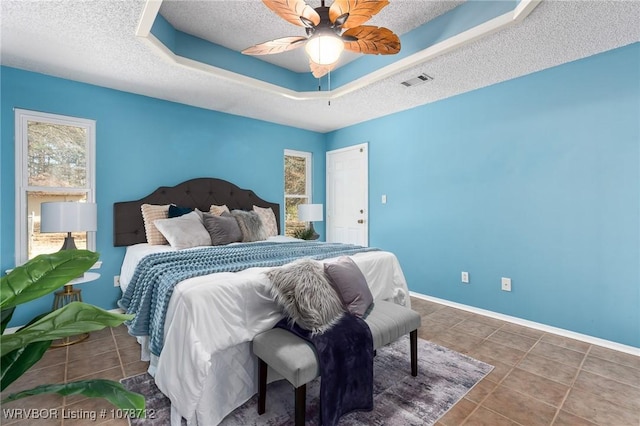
[{"left": 381, "top": 194, "right": 387, "bottom": 204}]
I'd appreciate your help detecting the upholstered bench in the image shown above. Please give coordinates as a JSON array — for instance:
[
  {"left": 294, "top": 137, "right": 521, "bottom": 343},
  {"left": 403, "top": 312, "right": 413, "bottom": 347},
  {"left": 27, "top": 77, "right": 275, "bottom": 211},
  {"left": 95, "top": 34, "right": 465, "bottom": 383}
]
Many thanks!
[{"left": 252, "top": 300, "right": 422, "bottom": 425}]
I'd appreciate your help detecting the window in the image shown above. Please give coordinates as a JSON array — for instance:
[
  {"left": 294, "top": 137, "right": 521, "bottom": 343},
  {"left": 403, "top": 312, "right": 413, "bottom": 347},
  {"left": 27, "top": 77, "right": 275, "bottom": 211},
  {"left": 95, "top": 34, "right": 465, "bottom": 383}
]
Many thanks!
[
  {"left": 284, "top": 149, "right": 312, "bottom": 237},
  {"left": 15, "top": 109, "right": 96, "bottom": 265}
]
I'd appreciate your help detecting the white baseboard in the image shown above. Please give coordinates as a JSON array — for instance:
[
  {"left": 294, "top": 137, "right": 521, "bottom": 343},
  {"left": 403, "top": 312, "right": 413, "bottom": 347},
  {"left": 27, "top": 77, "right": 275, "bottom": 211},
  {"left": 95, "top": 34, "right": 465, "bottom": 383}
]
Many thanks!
[
  {"left": 7, "top": 300, "right": 638, "bottom": 357},
  {"left": 411, "top": 292, "right": 640, "bottom": 357}
]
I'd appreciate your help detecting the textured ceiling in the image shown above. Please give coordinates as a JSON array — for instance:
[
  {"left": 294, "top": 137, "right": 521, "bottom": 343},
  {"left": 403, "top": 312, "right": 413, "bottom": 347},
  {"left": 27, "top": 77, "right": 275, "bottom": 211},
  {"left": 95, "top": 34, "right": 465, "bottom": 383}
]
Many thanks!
[
  {"left": 1, "top": 1, "right": 639, "bottom": 133},
  {"left": 158, "top": 0, "right": 462, "bottom": 73}
]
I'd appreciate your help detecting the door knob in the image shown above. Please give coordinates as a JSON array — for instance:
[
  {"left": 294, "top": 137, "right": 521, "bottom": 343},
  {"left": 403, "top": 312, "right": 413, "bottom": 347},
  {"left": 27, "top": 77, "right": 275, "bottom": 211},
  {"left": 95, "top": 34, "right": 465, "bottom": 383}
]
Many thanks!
[
  {"left": 360, "top": 209, "right": 364, "bottom": 213},
  {"left": 357, "top": 219, "right": 364, "bottom": 224}
]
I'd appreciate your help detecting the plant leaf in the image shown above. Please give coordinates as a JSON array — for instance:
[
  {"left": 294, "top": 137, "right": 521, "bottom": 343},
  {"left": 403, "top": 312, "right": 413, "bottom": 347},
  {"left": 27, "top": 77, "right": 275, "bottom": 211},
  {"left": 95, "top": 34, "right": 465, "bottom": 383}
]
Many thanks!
[
  {"left": 1, "top": 340, "right": 52, "bottom": 391},
  {"left": 1, "top": 307, "right": 15, "bottom": 334},
  {"left": 1, "top": 250, "right": 99, "bottom": 310},
  {"left": 1, "top": 379, "right": 145, "bottom": 413},
  {"left": 1, "top": 311, "right": 51, "bottom": 390},
  {"left": 0, "top": 302, "right": 132, "bottom": 356}
]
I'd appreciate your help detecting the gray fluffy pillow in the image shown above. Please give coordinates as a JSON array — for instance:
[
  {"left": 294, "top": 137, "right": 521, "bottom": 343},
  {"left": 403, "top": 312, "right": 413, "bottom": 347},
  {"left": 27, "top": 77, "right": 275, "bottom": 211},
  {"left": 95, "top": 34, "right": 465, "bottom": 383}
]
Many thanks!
[
  {"left": 231, "top": 210, "right": 267, "bottom": 242},
  {"left": 267, "top": 259, "right": 345, "bottom": 334}
]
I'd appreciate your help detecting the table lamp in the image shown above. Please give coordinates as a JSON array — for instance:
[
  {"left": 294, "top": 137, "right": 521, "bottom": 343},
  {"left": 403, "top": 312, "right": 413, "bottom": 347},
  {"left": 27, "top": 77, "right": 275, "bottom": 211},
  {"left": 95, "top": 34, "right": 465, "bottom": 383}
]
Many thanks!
[
  {"left": 40, "top": 202, "right": 97, "bottom": 250},
  {"left": 297, "top": 204, "right": 323, "bottom": 240},
  {"left": 40, "top": 201, "right": 98, "bottom": 346}
]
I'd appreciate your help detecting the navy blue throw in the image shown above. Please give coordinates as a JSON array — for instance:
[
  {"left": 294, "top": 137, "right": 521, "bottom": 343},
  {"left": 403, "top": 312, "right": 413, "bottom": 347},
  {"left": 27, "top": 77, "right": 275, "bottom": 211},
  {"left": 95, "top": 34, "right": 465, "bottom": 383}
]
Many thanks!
[{"left": 275, "top": 314, "right": 373, "bottom": 426}]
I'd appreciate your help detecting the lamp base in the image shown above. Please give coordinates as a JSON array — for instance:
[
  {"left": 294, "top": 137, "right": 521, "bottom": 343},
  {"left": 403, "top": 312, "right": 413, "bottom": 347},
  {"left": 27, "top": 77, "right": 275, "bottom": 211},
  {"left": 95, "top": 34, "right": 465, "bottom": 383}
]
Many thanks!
[
  {"left": 59, "top": 232, "right": 77, "bottom": 250},
  {"left": 51, "top": 284, "right": 88, "bottom": 347},
  {"left": 308, "top": 223, "right": 319, "bottom": 240}
]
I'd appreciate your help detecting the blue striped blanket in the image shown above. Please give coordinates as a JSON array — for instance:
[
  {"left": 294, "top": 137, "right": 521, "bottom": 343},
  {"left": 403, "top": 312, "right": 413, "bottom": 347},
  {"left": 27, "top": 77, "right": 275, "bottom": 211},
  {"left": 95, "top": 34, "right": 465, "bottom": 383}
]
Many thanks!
[{"left": 118, "top": 241, "right": 378, "bottom": 356}]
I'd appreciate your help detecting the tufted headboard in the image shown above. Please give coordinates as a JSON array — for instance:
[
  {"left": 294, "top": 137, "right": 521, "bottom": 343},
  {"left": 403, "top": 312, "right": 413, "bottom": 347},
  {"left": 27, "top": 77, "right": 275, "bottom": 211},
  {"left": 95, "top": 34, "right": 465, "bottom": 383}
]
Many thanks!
[{"left": 113, "top": 177, "right": 281, "bottom": 246}]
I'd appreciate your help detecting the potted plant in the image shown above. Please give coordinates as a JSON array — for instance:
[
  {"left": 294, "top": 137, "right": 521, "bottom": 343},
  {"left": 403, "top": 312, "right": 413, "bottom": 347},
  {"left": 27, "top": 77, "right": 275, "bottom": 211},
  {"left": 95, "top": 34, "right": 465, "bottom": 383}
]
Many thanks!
[
  {"left": 1, "top": 250, "right": 145, "bottom": 413},
  {"left": 293, "top": 227, "right": 317, "bottom": 241}
]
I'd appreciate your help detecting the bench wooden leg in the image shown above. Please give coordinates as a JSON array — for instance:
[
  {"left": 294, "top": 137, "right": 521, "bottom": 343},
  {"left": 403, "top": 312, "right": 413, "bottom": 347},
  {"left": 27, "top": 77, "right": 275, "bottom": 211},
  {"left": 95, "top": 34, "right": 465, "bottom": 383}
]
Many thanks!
[
  {"left": 257, "top": 358, "right": 267, "bottom": 415},
  {"left": 410, "top": 330, "right": 418, "bottom": 377},
  {"left": 294, "top": 384, "right": 306, "bottom": 426}
]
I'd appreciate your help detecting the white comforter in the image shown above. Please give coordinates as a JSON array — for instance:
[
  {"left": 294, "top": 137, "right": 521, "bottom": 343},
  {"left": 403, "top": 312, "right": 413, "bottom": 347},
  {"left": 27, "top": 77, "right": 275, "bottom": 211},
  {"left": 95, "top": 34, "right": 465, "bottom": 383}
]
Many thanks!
[{"left": 120, "top": 239, "right": 410, "bottom": 425}]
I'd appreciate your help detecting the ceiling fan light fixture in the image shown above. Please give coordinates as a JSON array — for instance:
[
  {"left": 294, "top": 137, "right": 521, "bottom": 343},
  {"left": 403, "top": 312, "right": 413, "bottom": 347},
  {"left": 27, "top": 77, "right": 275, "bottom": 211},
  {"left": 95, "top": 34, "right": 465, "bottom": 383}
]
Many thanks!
[
  {"left": 305, "top": 34, "right": 344, "bottom": 65},
  {"left": 245, "top": 0, "right": 400, "bottom": 77}
]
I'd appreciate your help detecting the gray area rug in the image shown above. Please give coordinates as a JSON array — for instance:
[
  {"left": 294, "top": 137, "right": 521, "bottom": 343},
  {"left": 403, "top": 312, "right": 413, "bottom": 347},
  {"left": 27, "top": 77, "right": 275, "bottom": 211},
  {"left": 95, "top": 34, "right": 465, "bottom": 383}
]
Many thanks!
[{"left": 121, "top": 338, "right": 493, "bottom": 425}]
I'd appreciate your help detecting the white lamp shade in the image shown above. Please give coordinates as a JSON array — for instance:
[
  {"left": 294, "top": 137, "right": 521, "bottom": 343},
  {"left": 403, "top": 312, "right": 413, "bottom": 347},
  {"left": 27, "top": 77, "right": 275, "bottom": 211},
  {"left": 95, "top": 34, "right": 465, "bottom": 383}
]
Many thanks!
[
  {"left": 298, "top": 204, "right": 323, "bottom": 222},
  {"left": 40, "top": 202, "right": 97, "bottom": 233}
]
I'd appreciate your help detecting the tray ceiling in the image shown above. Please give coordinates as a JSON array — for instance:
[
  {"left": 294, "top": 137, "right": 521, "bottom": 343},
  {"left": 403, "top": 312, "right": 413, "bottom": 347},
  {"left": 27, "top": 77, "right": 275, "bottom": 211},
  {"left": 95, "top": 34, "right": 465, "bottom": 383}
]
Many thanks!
[{"left": 1, "top": 0, "right": 639, "bottom": 133}]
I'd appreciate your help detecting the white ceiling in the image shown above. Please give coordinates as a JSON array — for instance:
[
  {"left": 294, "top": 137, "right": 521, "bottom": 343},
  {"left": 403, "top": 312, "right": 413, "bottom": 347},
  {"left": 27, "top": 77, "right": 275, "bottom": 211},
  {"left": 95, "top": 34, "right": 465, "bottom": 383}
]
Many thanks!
[{"left": 1, "top": 1, "right": 639, "bottom": 133}]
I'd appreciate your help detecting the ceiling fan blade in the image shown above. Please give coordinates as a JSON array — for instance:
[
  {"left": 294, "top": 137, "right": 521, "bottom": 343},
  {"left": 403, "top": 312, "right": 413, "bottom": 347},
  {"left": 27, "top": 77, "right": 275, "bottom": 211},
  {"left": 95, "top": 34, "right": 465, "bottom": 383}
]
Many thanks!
[
  {"left": 242, "top": 36, "right": 307, "bottom": 56},
  {"left": 329, "top": 0, "right": 389, "bottom": 29},
  {"left": 342, "top": 26, "right": 400, "bottom": 55},
  {"left": 262, "top": 0, "right": 320, "bottom": 27},
  {"left": 309, "top": 60, "right": 338, "bottom": 78}
]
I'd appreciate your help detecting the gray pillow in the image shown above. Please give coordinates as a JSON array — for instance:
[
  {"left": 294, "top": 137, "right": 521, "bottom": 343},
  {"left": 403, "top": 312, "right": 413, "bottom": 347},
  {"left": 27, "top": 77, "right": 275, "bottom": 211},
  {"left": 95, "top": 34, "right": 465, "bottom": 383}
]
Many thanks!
[
  {"left": 231, "top": 210, "right": 267, "bottom": 242},
  {"left": 267, "top": 259, "right": 345, "bottom": 334},
  {"left": 202, "top": 212, "right": 242, "bottom": 245},
  {"left": 324, "top": 256, "right": 374, "bottom": 318}
]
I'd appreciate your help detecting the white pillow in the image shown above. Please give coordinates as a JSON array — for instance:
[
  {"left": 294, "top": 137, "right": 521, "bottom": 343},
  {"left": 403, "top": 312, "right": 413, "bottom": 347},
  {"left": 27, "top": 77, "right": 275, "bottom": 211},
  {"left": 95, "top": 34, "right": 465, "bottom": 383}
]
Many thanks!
[{"left": 153, "top": 211, "right": 211, "bottom": 250}]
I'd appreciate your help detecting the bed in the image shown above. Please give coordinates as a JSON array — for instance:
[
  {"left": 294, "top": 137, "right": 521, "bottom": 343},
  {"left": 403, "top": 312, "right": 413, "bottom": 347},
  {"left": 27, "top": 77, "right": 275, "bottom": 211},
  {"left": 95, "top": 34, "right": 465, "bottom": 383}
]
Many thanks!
[{"left": 114, "top": 177, "right": 411, "bottom": 426}]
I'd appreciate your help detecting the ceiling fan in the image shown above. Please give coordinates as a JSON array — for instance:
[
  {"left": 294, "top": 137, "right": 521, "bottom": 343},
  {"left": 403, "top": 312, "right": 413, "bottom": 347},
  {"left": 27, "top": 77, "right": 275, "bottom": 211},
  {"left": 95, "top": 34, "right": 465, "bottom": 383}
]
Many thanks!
[{"left": 242, "top": 0, "right": 401, "bottom": 78}]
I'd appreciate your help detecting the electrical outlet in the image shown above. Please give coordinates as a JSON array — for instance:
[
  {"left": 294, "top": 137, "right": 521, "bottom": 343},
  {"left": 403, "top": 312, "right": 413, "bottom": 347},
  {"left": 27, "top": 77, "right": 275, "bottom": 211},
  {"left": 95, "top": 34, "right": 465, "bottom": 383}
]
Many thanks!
[
  {"left": 461, "top": 271, "right": 469, "bottom": 283},
  {"left": 501, "top": 277, "right": 511, "bottom": 292},
  {"left": 114, "top": 275, "right": 120, "bottom": 287}
]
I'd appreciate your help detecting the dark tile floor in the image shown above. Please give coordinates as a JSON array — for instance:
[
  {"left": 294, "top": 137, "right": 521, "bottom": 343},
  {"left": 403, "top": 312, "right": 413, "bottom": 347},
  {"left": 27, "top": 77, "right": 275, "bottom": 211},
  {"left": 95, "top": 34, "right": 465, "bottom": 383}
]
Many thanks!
[{"left": 2, "top": 297, "right": 638, "bottom": 425}]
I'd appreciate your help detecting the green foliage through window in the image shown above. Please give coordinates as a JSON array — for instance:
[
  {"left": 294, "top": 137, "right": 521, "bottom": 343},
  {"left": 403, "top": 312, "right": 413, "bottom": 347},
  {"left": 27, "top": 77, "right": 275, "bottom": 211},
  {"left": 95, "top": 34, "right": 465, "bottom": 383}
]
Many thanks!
[
  {"left": 27, "top": 122, "right": 87, "bottom": 188},
  {"left": 284, "top": 155, "right": 306, "bottom": 195},
  {"left": 284, "top": 151, "right": 311, "bottom": 237}
]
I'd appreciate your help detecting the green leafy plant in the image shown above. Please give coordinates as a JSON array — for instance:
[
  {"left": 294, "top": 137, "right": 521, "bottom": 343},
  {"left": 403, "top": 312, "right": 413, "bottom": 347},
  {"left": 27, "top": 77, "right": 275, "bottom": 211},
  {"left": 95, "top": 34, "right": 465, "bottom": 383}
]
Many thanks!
[
  {"left": 1, "top": 250, "right": 145, "bottom": 413},
  {"left": 293, "top": 227, "right": 316, "bottom": 240}
]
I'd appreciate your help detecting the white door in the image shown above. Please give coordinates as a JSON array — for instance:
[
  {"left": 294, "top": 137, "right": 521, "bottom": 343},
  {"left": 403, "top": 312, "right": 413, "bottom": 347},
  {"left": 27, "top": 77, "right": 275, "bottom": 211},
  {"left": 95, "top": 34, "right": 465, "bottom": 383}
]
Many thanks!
[{"left": 326, "top": 143, "right": 368, "bottom": 246}]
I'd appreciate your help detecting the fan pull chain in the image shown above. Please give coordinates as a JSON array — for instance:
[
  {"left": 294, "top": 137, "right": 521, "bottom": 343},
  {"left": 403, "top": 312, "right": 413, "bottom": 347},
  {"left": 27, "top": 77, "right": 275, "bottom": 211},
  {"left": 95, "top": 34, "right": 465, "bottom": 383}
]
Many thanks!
[
  {"left": 328, "top": 70, "right": 331, "bottom": 106},
  {"left": 317, "top": 73, "right": 331, "bottom": 106}
]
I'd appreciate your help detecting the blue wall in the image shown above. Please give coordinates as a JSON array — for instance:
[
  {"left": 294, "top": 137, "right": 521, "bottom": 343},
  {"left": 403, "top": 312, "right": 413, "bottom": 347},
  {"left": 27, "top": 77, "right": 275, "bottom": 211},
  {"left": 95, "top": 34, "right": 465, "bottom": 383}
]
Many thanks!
[
  {"left": 2, "top": 43, "right": 638, "bottom": 347},
  {"left": 326, "top": 43, "right": 640, "bottom": 347},
  {"left": 0, "top": 67, "right": 326, "bottom": 326}
]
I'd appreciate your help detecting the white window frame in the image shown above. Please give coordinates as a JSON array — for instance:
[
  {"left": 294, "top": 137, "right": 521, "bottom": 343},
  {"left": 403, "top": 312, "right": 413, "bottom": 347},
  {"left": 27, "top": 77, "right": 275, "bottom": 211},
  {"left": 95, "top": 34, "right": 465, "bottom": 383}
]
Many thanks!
[
  {"left": 14, "top": 109, "right": 96, "bottom": 265},
  {"left": 284, "top": 149, "right": 312, "bottom": 235}
]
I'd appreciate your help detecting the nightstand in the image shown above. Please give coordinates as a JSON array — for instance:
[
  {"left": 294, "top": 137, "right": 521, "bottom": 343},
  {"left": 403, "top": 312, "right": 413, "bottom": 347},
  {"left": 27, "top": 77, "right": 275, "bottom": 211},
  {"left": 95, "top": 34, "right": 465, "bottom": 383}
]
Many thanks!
[{"left": 51, "top": 272, "right": 100, "bottom": 347}]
